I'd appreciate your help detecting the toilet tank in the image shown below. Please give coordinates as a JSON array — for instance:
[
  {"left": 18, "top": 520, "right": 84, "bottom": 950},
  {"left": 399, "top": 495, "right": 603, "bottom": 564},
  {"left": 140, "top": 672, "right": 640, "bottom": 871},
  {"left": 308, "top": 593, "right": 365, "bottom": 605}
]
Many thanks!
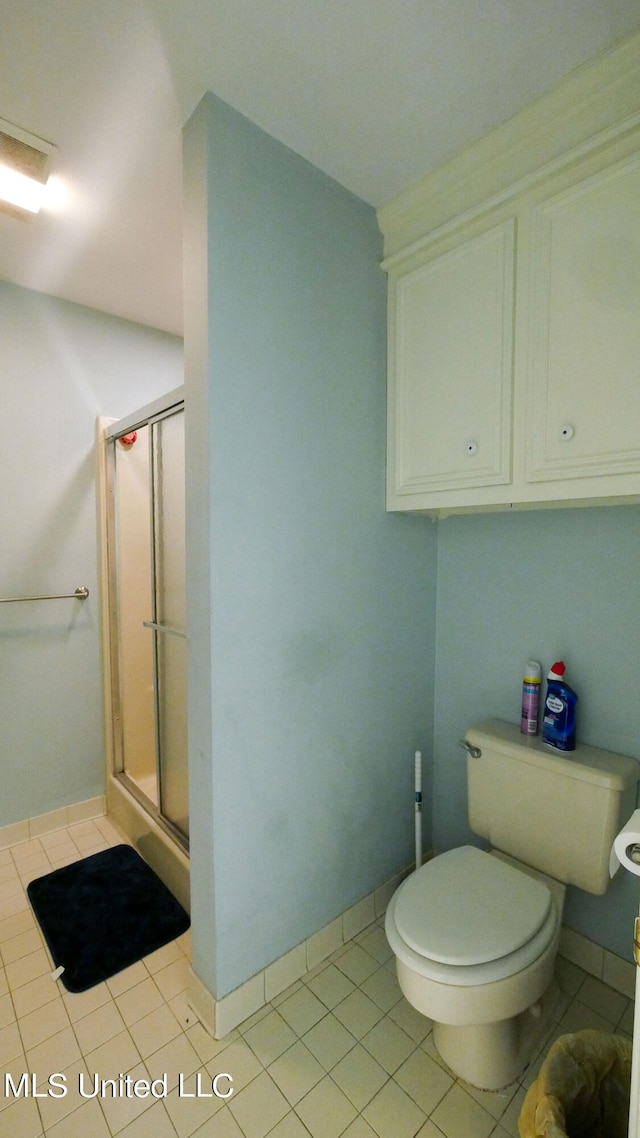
[{"left": 464, "top": 720, "right": 640, "bottom": 895}]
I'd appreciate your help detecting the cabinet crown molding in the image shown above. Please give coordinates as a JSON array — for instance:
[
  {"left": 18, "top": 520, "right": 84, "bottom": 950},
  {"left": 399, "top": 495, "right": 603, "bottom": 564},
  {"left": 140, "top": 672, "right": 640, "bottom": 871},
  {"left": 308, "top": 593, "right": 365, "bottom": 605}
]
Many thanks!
[{"left": 377, "top": 29, "right": 640, "bottom": 260}]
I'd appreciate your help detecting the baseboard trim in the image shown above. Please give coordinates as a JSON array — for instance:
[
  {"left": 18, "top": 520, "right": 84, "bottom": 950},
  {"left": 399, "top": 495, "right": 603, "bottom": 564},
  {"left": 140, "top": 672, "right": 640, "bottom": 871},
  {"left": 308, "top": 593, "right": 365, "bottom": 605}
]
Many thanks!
[
  {"left": 188, "top": 851, "right": 637, "bottom": 1039},
  {"left": 0, "top": 796, "right": 107, "bottom": 851},
  {"left": 188, "top": 863, "right": 412, "bottom": 1039},
  {"left": 559, "top": 924, "right": 635, "bottom": 1000}
]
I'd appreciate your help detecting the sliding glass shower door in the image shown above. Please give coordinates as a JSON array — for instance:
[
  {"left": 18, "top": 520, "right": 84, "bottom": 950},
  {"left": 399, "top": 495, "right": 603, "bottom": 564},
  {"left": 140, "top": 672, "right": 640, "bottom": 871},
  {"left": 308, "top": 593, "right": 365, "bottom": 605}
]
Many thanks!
[
  {"left": 107, "top": 391, "right": 188, "bottom": 848},
  {"left": 151, "top": 408, "right": 187, "bottom": 840}
]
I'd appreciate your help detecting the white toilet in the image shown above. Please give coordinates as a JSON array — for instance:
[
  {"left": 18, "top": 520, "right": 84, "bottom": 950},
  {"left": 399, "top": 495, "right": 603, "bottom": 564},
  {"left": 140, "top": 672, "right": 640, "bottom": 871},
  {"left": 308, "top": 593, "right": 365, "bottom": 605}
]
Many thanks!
[{"left": 385, "top": 719, "right": 639, "bottom": 1090}]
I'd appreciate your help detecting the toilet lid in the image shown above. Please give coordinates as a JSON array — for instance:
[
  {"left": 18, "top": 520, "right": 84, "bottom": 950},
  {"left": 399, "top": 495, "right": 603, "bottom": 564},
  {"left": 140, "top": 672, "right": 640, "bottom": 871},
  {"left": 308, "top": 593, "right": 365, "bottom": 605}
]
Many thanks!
[{"left": 393, "top": 846, "right": 552, "bottom": 967}]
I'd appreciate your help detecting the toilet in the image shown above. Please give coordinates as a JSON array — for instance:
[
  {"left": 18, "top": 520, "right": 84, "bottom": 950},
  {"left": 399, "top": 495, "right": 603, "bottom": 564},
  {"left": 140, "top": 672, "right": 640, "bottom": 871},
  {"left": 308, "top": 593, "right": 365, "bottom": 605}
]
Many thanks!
[{"left": 385, "top": 719, "right": 639, "bottom": 1090}]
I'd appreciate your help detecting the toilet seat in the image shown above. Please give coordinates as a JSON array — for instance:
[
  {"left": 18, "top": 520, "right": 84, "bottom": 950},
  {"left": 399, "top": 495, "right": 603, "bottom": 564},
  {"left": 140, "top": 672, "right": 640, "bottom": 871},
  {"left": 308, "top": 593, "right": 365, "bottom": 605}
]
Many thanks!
[
  {"left": 386, "top": 846, "right": 559, "bottom": 987},
  {"left": 395, "top": 846, "right": 551, "bottom": 965}
]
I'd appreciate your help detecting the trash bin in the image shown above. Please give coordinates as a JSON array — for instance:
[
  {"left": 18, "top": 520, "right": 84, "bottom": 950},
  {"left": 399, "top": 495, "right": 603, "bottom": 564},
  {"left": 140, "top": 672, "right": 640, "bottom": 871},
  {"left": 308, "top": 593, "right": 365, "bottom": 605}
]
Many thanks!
[{"left": 518, "top": 1029, "right": 632, "bottom": 1138}]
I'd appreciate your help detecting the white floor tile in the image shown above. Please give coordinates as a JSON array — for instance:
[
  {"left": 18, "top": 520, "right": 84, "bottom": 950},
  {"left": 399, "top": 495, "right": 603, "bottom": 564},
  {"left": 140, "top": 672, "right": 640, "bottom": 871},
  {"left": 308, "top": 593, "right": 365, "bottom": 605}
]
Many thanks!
[
  {"left": 129, "top": 1004, "right": 183, "bottom": 1060},
  {"left": 0, "top": 1056, "right": 27, "bottom": 1114},
  {"left": 11, "top": 840, "right": 45, "bottom": 864},
  {"left": 106, "top": 960, "right": 148, "bottom": 998},
  {"left": 144, "top": 939, "right": 184, "bottom": 976},
  {"left": 163, "top": 1066, "right": 226, "bottom": 1138},
  {"left": 341, "top": 1118, "right": 380, "bottom": 1138},
  {"left": 61, "top": 981, "right": 111, "bottom": 1024},
  {"left": 430, "top": 1083, "right": 495, "bottom": 1138},
  {"left": 387, "top": 998, "right": 432, "bottom": 1043},
  {"left": 577, "top": 974, "right": 629, "bottom": 1024},
  {"left": 33, "top": 1060, "right": 89, "bottom": 1132},
  {"left": 116, "top": 977, "right": 165, "bottom": 1027},
  {"left": 206, "top": 1038, "right": 262, "bottom": 1093},
  {"left": 278, "top": 988, "right": 328, "bottom": 1036},
  {"left": 361, "top": 1016, "right": 415, "bottom": 1075},
  {"left": 0, "top": 1093, "right": 43, "bottom": 1138},
  {"left": 186, "top": 1021, "right": 234, "bottom": 1065},
  {"left": 295, "top": 1075, "right": 358, "bottom": 1138},
  {"left": 0, "top": 910, "right": 36, "bottom": 944},
  {"left": 84, "top": 1028, "right": 141, "bottom": 1079},
  {"left": 145, "top": 1031, "right": 201, "bottom": 1091},
  {"left": 72, "top": 999, "right": 126, "bottom": 1053},
  {"left": 0, "top": 819, "right": 633, "bottom": 1138},
  {"left": 362, "top": 1079, "right": 427, "bottom": 1138},
  {"left": 25, "top": 1025, "right": 81, "bottom": 1076},
  {"left": 45, "top": 1097, "right": 110, "bottom": 1138},
  {"left": 153, "top": 957, "right": 190, "bottom": 1002},
  {"left": 332, "top": 990, "right": 384, "bottom": 1039},
  {"left": 268, "top": 1040, "right": 325, "bottom": 1105},
  {"left": 1, "top": 929, "right": 44, "bottom": 967},
  {"left": 12, "top": 974, "right": 59, "bottom": 1020},
  {"left": 329, "top": 1043, "right": 388, "bottom": 1110},
  {"left": 0, "top": 994, "right": 15, "bottom": 1031},
  {"left": 0, "top": 876, "right": 27, "bottom": 902},
  {"left": 243, "top": 1009, "right": 297, "bottom": 1066},
  {"left": 98, "top": 1060, "right": 157, "bottom": 1135},
  {"left": 305, "top": 964, "right": 356, "bottom": 1010},
  {"left": 228, "top": 1070, "right": 290, "bottom": 1137},
  {"left": 302, "top": 1013, "right": 357, "bottom": 1071},
  {"left": 359, "top": 965, "right": 402, "bottom": 1012},
  {"left": 117, "top": 1099, "right": 180, "bottom": 1138},
  {"left": 0, "top": 1022, "right": 25, "bottom": 1065},
  {"left": 393, "top": 1048, "right": 453, "bottom": 1116},
  {"left": 333, "top": 945, "right": 379, "bottom": 986},
  {"left": 268, "top": 1111, "right": 318, "bottom": 1138},
  {"left": 5, "top": 948, "right": 51, "bottom": 991},
  {"left": 190, "top": 1104, "right": 243, "bottom": 1136},
  {"left": 18, "top": 996, "right": 70, "bottom": 1051}
]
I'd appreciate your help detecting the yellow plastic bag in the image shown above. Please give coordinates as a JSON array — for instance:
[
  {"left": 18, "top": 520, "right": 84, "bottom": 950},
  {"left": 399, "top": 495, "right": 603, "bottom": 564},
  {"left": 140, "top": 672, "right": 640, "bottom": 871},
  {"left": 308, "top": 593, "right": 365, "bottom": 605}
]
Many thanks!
[{"left": 519, "top": 1029, "right": 632, "bottom": 1138}]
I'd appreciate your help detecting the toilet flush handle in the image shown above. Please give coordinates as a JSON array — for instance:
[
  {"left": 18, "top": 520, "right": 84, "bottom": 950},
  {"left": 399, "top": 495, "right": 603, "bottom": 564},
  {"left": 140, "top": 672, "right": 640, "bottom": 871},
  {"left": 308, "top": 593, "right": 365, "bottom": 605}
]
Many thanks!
[{"left": 458, "top": 739, "right": 482, "bottom": 759}]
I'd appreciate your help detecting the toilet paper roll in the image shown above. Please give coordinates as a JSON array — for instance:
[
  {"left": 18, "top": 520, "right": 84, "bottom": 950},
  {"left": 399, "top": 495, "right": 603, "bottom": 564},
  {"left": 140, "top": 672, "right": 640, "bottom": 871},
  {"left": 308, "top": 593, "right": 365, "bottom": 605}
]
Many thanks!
[{"left": 609, "top": 810, "right": 640, "bottom": 878}]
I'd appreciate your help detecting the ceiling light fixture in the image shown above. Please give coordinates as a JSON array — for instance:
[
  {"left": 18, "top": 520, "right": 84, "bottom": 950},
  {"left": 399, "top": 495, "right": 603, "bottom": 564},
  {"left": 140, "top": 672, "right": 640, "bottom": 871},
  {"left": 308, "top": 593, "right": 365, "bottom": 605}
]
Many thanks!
[{"left": 0, "top": 117, "right": 55, "bottom": 219}]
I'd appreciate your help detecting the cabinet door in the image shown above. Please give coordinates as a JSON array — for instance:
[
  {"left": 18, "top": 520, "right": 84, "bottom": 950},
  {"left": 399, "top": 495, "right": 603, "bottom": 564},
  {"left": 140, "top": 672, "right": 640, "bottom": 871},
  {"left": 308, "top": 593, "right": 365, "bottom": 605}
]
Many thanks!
[
  {"left": 526, "top": 155, "right": 640, "bottom": 482},
  {"left": 388, "top": 220, "right": 515, "bottom": 501}
]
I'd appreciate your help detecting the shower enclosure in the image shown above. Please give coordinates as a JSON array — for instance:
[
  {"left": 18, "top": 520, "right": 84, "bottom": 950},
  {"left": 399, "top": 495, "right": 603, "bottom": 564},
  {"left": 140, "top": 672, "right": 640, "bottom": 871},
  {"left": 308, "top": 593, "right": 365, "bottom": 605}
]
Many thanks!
[{"left": 97, "top": 387, "right": 189, "bottom": 909}]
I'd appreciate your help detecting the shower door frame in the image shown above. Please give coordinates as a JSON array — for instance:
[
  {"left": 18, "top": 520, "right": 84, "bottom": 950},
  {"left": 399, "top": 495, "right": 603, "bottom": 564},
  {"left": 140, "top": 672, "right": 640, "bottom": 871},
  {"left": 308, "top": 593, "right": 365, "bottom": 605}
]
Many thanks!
[{"left": 102, "top": 386, "right": 188, "bottom": 854}]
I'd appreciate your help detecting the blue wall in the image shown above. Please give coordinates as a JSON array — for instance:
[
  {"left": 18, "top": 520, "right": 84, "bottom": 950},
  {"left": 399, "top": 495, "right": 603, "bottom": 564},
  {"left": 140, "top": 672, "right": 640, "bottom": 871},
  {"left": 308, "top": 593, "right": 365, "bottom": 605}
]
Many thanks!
[
  {"left": 5, "top": 101, "right": 633, "bottom": 1002},
  {"left": 184, "top": 94, "right": 435, "bottom": 999},
  {"left": 0, "top": 281, "right": 183, "bottom": 825},
  {"left": 433, "top": 505, "right": 640, "bottom": 959}
]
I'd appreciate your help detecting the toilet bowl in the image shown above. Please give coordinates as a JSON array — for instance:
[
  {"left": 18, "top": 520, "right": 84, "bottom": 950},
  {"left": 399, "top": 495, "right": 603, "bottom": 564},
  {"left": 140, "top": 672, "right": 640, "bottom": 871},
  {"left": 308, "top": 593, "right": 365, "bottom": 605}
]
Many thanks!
[
  {"left": 383, "top": 720, "right": 640, "bottom": 1091},
  {"left": 385, "top": 846, "right": 564, "bottom": 1089}
]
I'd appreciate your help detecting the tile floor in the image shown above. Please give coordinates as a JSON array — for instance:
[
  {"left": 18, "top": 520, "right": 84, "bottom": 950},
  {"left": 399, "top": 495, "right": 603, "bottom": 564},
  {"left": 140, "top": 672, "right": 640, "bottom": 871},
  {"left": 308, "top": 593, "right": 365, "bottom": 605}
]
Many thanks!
[{"left": 0, "top": 817, "right": 634, "bottom": 1138}]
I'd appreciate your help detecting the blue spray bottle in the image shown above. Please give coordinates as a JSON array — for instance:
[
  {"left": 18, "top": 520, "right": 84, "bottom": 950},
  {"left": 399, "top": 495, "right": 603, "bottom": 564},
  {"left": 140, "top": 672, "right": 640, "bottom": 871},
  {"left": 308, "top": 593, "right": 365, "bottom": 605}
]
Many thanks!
[{"left": 542, "top": 661, "right": 578, "bottom": 752}]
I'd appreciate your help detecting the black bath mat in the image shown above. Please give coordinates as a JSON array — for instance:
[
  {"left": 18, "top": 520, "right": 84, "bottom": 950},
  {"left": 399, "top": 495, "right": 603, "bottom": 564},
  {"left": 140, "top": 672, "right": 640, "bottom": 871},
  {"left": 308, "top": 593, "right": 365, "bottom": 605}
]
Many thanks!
[{"left": 27, "top": 844, "right": 190, "bottom": 993}]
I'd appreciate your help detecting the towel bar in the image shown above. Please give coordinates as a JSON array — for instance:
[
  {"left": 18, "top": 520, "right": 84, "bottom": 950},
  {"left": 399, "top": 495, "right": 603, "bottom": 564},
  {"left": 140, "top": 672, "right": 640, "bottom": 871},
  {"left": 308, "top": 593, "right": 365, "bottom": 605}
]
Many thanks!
[{"left": 0, "top": 586, "right": 89, "bottom": 603}]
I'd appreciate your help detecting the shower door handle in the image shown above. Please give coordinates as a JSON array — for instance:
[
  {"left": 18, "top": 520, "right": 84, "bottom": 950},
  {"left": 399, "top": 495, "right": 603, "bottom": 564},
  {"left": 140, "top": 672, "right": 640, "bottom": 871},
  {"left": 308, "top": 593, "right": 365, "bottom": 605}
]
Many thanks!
[{"left": 142, "top": 620, "right": 186, "bottom": 640}]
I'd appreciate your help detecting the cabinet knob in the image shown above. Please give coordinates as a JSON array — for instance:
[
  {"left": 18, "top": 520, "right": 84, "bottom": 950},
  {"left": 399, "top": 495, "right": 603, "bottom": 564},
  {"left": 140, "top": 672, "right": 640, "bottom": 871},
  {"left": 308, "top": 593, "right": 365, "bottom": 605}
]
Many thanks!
[
  {"left": 559, "top": 424, "right": 575, "bottom": 441},
  {"left": 465, "top": 441, "right": 478, "bottom": 456}
]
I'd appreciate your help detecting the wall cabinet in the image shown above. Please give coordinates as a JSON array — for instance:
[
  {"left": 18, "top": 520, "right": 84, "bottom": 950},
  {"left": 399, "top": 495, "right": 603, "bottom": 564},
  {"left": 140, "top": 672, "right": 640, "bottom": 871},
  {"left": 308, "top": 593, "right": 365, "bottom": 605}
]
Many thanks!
[
  {"left": 385, "top": 145, "right": 640, "bottom": 516},
  {"left": 526, "top": 155, "right": 640, "bottom": 486},
  {"left": 390, "top": 220, "right": 515, "bottom": 497}
]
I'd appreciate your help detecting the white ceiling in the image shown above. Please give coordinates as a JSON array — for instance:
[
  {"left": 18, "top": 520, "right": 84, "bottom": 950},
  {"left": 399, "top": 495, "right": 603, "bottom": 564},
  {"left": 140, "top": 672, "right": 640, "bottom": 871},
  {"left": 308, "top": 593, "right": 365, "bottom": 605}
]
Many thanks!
[{"left": 2, "top": 1, "right": 640, "bottom": 336}]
